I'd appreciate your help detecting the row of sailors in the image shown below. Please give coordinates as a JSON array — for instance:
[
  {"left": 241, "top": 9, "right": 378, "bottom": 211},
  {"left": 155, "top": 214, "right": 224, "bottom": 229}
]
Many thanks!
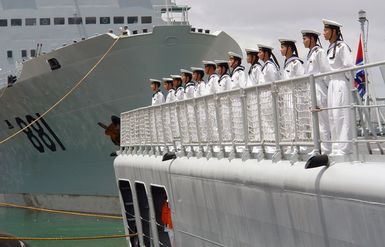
[{"left": 150, "top": 19, "right": 354, "bottom": 155}]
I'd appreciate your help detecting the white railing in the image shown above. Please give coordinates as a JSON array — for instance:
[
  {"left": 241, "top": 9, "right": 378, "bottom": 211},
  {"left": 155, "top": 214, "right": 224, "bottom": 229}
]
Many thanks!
[
  {"left": 153, "top": 4, "right": 190, "bottom": 25},
  {"left": 120, "top": 60, "right": 385, "bottom": 161}
]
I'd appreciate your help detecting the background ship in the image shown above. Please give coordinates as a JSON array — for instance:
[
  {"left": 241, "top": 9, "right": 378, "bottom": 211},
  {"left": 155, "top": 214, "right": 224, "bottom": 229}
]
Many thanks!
[{"left": 0, "top": 0, "right": 242, "bottom": 214}]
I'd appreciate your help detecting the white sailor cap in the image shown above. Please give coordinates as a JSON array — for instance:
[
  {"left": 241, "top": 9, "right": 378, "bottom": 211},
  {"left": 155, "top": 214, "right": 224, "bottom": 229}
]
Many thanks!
[
  {"left": 257, "top": 44, "right": 274, "bottom": 51},
  {"left": 180, "top": 69, "right": 192, "bottom": 75},
  {"left": 162, "top": 77, "right": 173, "bottom": 82},
  {"left": 190, "top": 67, "right": 204, "bottom": 72},
  {"left": 149, "top": 78, "right": 161, "bottom": 83},
  {"left": 278, "top": 39, "right": 297, "bottom": 44},
  {"left": 322, "top": 19, "right": 342, "bottom": 28},
  {"left": 202, "top": 60, "right": 217, "bottom": 67},
  {"left": 170, "top": 74, "right": 182, "bottom": 79},
  {"left": 245, "top": 48, "right": 259, "bottom": 54},
  {"left": 228, "top": 51, "right": 243, "bottom": 59},
  {"left": 214, "top": 60, "right": 229, "bottom": 66},
  {"left": 301, "top": 30, "right": 321, "bottom": 36}
]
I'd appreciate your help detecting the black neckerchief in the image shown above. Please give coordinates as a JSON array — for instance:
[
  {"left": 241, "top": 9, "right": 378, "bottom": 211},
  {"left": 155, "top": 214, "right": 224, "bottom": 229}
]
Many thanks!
[
  {"left": 218, "top": 73, "right": 229, "bottom": 83},
  {"left": 307, "top": 45, "right": 320, "bottom": 60},
  {"left": 230, "top": 65, "right": 245, "bottom": 76},
  {"left": 248, "top": 61, "right": 261, "bottom": 75},
  {"left": 185, "top": 81, "right": 195, "bottom": 87},
  {"left": 284, "top": 56, "right": 303, "bottom": 69},
  {"left": 208, "top": 73, "right": 218, "bottom": 81},
  {"left": 262, "top": 59, "right": 279, "bottom": 72},
  {"left": 152, "top": 90, "right": 160, "bottom": 97}
]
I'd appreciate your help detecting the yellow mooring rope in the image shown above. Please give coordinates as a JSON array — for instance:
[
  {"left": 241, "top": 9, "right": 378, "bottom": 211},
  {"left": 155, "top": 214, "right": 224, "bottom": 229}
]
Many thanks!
[
  {"left": 0, "top": 233, "right": 137, "bottom": 241},
  {"left": 0, "top": 202, "right": 123, "bottom": 220},
  {"left": 0, "top": 36, "right": 120, "bottom": 145}
]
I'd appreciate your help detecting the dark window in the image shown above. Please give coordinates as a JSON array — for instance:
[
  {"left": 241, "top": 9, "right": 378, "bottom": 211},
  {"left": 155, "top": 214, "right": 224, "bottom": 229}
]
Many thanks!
[
  {"left": 127, "top": 16, "right": 138, "bottom": 24},
  {"left": 54, "top": 17, "right": 65, "bottom": 25},
  {"left": 142, "top": 29, "right": 148, "bottom": 33},
  {"left": 132, "top": 30, "right": 138, "bottom": 35},
  {"left": 85, "top": 17, "right": 96, "bottom": 24},
  {"left": 11, "top": 19, "right": 22, "bottom": 26},
  {"left": 30, "top": 49, "right": 36, "bottom": 57},
  {"left": 135, "top": 183, "right": 151, "bottom": 247},
  {"left": 113, "top": 16, "right": 124, "bottom": 24},
  {"left": 151, "top": 186, "right": 172, "bottom": 246},
  {"left": 118, "top": 180, "right": 138, "bottom": 245},
  {"left": 0, "top": 19, "right": 7, "bottom": 26},
  {"left": 99, "top": 17, "right": 110, "bottom": 24},
  {"left": 47, "top": 58, "right": 61, "bottom": 70},
  {"left": 68, "top": 17, "right": 82, "bottom": 25},
  {"left": 21, "top": 50, "right": 27, "bottom": 58},
  {"left": 141, "top": 16, "right": 152, "bottom": 24},
  {"left": 25, "top": 18, "right": 36, "bottom": 26},
  {"left": 7, "top": 50, "right": 12, "bottom": 58},
  {"left": 40, "top": 18, "right": 50, "bottom": 25}
]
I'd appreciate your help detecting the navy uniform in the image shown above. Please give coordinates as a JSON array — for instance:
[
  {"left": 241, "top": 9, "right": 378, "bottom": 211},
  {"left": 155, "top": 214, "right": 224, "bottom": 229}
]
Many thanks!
[
  {"left": 163, "top": 77, "right": 176, "bottom": 103},
  {"left": 257, "top": 44, "right": 281, "bottom": 83},
  {"left": 278, "top": 39, "right": 304, "bottom": 79},
  {"left": 181, "top": 69, "right": 195, "bottom": 100},
  {"left": 323, "top": 19, "right": 354, "bottom": 155},
  {"left": 150, "top": 79, "right": 165, "bottom": 106},
  {"left": 228, "top": 51, "right": 246, "bottom": 89},
  {"left": 202, "top": 60, "right": 219, "bottom": 95},
  {"left": 171, "top": 74, "right": 185, "bottom": 101},
  {"left": 302, "top": 30, "right": 332, "bottom": 154},
  {"left": 245, "top": 48, "right": 262, "bottom": 86},
  {"left": 215, "top": 60, "right": 231, "bottom": 92},
  {"left": 191, "top": 67, "right": 206, "bottom": 98}
]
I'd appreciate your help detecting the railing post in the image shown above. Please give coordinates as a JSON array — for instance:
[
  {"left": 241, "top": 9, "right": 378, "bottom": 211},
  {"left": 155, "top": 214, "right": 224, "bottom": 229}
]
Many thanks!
[
  {"left": 214, "top": 93, "right": 225, "bottom": 159},
  {"left": 193, "top": 98, "right": 204, "bottom": 158},
  {"left": 159, "top": 106, "right": 169, "bottom": 155},
  {"left": 309, "top": 74, "right": 321, "bottom": 155},
  {"left": 240, "top": 88, "right": 250, "bottom": 161},
  {"left": 152, "top": 107, "right": 161, "bottom": 156},
  {"left": 349, "top": 70, "right": 360, "bottom": 160},
  {"left": 204, "top": 96, "right": 214, "bottom": 159},
  {"left": 175, "top": 102, "right": 186, "bottom": 157},
  {"left": 227, "top": 93, "right": 236, "bottom": 160},
  {"left": 271, "top": 82, "right": 282, "bottom": 161},
  {"left": 255, "top": 85, "right": 264, "bottom": 160}
]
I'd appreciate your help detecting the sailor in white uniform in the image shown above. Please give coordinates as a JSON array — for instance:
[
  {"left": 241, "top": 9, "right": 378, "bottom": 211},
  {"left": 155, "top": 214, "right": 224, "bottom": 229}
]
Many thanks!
[
  {"left": 279, "top": 39, "right": 304, "bottom": 79},
  {"left": 203, "top": 60, "right": 219, "bottom": 95},
  {"left": 323, "top": 19, "right": 354, "bottom": 155},
  {"left": 228, "top": 51, "right": 246, "bottom": 89},
  {"left": 191, "top": 67, "right": 205, "bottom": 98},
  {"left": 215, "top": 60, "right": 232, "bottom": 92},
  {"left": 245, "top": 47, "right": 262, "bottom": 86},
  {"left": 257, "top": 44, "right": 281, "bottom": 83},
  {"left": 171, "top": 74, "right": 184, "bottom": 101},
  {"left": 302, "top": 30, "right": 332, "bottom": 154},
  {"left": 150, "top": 79, "right": 164, "bottom": 106},
  {"left": 163, "top": 77, "right": 176, "bottom": 103},
  {"left": 181, "top": 69, "right": 195, "bottom": 100}
]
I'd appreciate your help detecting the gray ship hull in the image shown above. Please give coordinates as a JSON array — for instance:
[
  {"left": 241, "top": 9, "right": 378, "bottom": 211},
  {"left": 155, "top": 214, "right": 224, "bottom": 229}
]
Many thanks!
[{"left": 0, "top": 25, "right": 241, "bottom": 213}]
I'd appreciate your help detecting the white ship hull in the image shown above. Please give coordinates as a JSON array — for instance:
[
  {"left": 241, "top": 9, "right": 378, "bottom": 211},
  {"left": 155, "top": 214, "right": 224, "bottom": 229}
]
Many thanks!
[{"left": 0, "top": 25, "right": 241, "bottom": 213}]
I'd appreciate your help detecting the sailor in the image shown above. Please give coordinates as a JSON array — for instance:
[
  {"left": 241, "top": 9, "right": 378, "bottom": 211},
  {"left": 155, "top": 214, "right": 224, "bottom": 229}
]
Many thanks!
[
  {"left": 279, "top": 39, "right": 304, "bottom": 79},
  {"left": 215, "top": 60, "right": 232, "bottom": 92},
  {"left": 257, "top": 44, "right": 281, "bottom": 83},
  {"left": 191, "top": 67, "right": 205, "bottom": 98},
  {"left": 228, "top": 51, "right": 246, "bottom": 89},
  {"left": 171, "top": 74, "right": 185, "bottom": 101},
  {"left": 121, "top": 25, "right": 130, "bottom": 36},
  {"left": 245, "top": 47, "right": 262, "bottom": 86},
  {"left": 163, "top": 77, "right": 176, "bottom": 103},
  {"left": 181, "top": 69, "right": 195, "bottom": 99},
  {"left": 150, "top": 79, "right": 164, "bottom": 106},
  {"left": 302, "top": 29, "right": 332, "bottom": 154},
  {"left": 323, "top": 19, "right": 354, "bottom": 155},
  {"left": 202, "top": 60, "right": 219, "bottom": 95}
]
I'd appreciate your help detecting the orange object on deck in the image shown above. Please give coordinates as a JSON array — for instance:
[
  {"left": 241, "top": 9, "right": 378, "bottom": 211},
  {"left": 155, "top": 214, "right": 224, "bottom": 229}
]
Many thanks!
[{"left": 161, "top": 201, "right": 173, "bottom": 229}]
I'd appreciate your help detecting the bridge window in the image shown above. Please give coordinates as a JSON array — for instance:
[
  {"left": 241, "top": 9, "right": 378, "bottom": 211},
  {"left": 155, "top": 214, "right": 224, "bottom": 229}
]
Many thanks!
[
  {"left": 7, "top": 50, "right": 12, "bottom": 58},
  {"left": 30, "top": 49, "right": 36, "bottom": 57},
  {"left": 113, "top": 16, "right": 124, "bottom": 24},
  {"left": 118, "top": 180, "right": 138, "bottom": 246},
  {"left": 141, "top": 16, "right": 152, "bottom": 24},
  {"left": 47, "top": 58, "right": 61, "bottom": 71},
  {"left": 25, "top": 18, "right": 36, "bottom": 26},
  {"left": 100, "top": 17, "right": 110, "bottom": 24},
  {"left": 11, "top": 19, "right": 22, "bottom": 26},
  {"left": 85, "top": 17, "right": 96, "bottom": 24},
  {"left": 40, "top": 18, "right": 50, "bottom": 25},
  {"left": 54, "top": 17, "right": 65, "bottom": 25},
  {"left": 21, "top": 50, "right": 27, "bottom": 58},
  {"left": 68, "top": 17, "right": 82, "bottom": 25},
  {"left": 127, "top": 16, "right": 138, "bottom": 24},
  {"left": 0, "top": 19, "right": 7, "bottom": 26},
  {"left": 143, "top": 29, "right": 148, "bottom": 33},
  {"left": 132, "top": 30, "right": 138, "bottom": 35}
]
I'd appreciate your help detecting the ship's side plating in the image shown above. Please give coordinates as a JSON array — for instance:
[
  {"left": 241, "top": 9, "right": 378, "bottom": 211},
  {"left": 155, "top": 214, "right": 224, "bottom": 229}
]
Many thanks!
[
  {"left": 0, "top": 25, "right": 241, "bottom": 213},
  {"left": 114, "top": 154, "right": 385, "bottom": 247}
]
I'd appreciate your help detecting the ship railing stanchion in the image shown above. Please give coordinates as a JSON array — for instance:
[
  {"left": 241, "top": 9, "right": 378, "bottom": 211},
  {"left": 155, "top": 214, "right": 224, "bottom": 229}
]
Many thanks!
[
  {"left": 291, "top": 79, "right": 300, "bottom": 162},
  {"left": 214, "top": 93, "right": 225, "bottom": 159},
  {"left": 185, "top": 100, "right": 194, "bottom": 158},
  {"left": 228, "top": 92, "right": 237, "bottom": 160},
  {"left": 193, "top": 98, "right": 204, "bottom": 158},
  {"left": 240, "top": 88, "right": 251, "bottom": 161},
  {"left": 160, "top": 106, "right": 169, "bottom": 155},
  {"left": 148, "top": 109, "right": 155, "bottom": 156},
  {"left": 271, "top": 81, "right": 282, "bottom": 162},
  {"left": 153, "top": 107, "right": 161, "bottom": 156},
  {"left": 169, "top": 104, "right": 177, "bottom": 153},
  {"left": 255, "top": 84, "right": 264, "bottom": 160},
  {"left": 309, "top": 74, "right": 322, "bottom": 155},
  {"left": 175, "top": 102, "right": 186, "bottom": 157},
  {"left": 204, "top": 96, "right": 214, "bottom": 159},
  {"left": 348, "top": 70, "right": 361, "bottom": 160}
]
